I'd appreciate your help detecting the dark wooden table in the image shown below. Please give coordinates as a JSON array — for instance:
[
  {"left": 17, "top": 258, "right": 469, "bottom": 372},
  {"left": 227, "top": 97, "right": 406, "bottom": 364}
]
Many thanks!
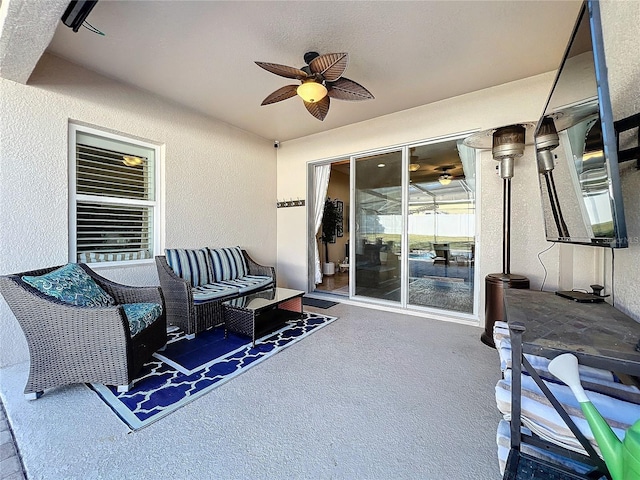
[{"left": 505, "top": 289, "right": 640, "bottom": 377}]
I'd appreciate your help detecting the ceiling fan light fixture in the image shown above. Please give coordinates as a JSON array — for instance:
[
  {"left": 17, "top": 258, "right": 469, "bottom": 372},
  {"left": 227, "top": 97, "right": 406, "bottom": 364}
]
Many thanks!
[
  {"left": 256, "top": 52, "right": 372, "bottom": 120},
  {"left": 438, "top": 173, "right": 452, "bottom": 185},
  {"left": 409, "top": 163, "right": 421, "bottom": 172},
  {"left": 297, "top": 81, "right": 327, "bottom": 103}
]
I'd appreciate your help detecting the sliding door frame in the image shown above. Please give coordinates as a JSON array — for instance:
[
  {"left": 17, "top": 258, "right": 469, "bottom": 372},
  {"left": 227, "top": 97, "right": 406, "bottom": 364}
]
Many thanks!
[
  {"left": 306, "top": 130, "right": 481, "bottom": 322},
  {"left": 403, "top": 132, "right": 481, "bottom": 320},
  {"left": 349, "top": 145, "right": 407, "bottom": 306}
]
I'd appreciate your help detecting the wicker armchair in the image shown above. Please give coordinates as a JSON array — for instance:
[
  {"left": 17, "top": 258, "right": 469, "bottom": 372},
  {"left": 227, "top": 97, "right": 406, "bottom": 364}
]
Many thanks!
[
  {"left": 0, "top": 264, "right": 167, "bottom": 399},
  {"left": 155, "top": 249, "right": 275, "bottom": 338}
]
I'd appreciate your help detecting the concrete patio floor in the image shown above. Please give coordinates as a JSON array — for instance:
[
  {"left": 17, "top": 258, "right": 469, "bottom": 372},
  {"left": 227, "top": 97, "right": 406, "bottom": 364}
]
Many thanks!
[{"left": 0, "top": 303, "right": 503, "bottom": 480}]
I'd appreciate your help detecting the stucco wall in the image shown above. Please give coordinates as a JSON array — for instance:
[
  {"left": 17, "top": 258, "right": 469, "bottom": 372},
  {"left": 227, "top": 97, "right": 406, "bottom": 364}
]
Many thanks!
[
  {"left": 600, "top": 0, "right": 640, "bottom": 322},
  {"left": 0, "top": 53, "right": 277, "bottom": 367}
]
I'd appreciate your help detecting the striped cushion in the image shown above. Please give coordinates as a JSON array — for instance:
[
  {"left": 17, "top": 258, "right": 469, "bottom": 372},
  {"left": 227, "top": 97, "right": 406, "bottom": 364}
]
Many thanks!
[
  {"left": 165, "top": 249, "right": 211, "bottom": 287},
  {"left": 494, "top": 323, "right": 640, "bottom": 402},
  {"left": 497, "top": 338, "right": 616, "bottom": 382},
  {"left": 493, "top": 321, "right": 510, "bottom": 349},
  {"left": 208, "top": 247, "right": 248, "bottom": 282},
  {"left": 219, "top": 275, "right": 273, "bottom": 294},
  {"left": 192, "top": 283, "right": 239, "bottom": 304},
  {"left": 78, "top": 250, "right": 151, "bottom": 263},
  {"left": 495, "top": 372, "right": 638, "bottom": 456}
]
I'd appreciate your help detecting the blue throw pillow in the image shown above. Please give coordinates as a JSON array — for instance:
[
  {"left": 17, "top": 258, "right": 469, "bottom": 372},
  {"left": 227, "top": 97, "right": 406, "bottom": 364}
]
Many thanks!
[{"left": 22, "top": 263, "right": 115, "bottom": 307}]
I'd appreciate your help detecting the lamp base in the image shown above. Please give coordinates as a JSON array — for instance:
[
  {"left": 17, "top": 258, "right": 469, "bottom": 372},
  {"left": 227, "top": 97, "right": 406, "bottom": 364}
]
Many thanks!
[{"left": 481, "top": 273, "right": 530, "bottom": 348}]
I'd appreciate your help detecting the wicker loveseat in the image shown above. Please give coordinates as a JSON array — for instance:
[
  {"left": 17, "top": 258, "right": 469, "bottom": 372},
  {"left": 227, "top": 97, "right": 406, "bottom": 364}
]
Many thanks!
[
  {"left": 155, "top": 247, "right": 275, "bottom": 338},
  {"left": 0, "top": 263, "right": 167, "bottom": 399}
]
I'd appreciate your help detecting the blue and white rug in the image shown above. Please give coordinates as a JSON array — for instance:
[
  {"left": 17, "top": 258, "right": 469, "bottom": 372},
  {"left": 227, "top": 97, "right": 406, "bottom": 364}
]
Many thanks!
[{"left": 90, "top": 312, "right": 337, "bottom": 430}]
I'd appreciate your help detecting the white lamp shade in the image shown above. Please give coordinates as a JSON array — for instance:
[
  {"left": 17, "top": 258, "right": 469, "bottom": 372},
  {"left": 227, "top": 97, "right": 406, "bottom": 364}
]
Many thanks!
[
  {"left": 297, "top": 81, "right": 328, "bottom": 103},
  {"left": 122, "top": 155, "right": 143, "bottom": 166},
  {"left": 439, "top": 174, "right": 452, "bottom": 185}
]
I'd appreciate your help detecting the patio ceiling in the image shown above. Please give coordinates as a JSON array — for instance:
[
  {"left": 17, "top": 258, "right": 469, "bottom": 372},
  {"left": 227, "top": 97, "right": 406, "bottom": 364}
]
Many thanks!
[{"left": 1, "top": 0, "right": 583, "bottom": 142}]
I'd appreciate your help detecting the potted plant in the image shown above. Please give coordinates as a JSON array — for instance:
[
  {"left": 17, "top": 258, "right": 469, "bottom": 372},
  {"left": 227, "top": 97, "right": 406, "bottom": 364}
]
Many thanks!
[{"left": 321, "top": 198, "right": 340, "bottom": 275}]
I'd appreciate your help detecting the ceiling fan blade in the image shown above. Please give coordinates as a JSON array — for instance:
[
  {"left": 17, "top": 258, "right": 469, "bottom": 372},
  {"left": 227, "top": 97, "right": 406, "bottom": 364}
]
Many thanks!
[
  {"left": 261, "top": 85, "right": 299, "bottom": 105},
  {"left": 255, "top": 62, "right": 308, "bottom": 80},
  {"left": 327, "top": 77, "right": 375, "bottom": 101},
  {"left": 308, "top": 53, "right": 348, "bottom": 82},
  {"left": 303, "top": 96, "right": 330, "bottom": 121}
]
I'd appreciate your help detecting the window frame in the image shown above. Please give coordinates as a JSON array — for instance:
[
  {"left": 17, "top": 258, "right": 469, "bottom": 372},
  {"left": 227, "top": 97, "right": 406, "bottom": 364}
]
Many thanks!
[{"left": 68, "top": 123, "right": 162, "bottom": 268}]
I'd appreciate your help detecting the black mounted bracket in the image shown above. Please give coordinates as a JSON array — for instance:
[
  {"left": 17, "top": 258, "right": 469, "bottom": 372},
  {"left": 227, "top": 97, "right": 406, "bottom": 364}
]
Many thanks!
[{"left": 614, "top": 112, "right": 640, "bottom": 168}]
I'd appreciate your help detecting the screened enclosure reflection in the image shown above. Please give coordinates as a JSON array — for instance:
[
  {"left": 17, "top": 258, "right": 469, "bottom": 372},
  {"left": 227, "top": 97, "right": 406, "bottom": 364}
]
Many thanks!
[{"left": 407, "top": 140, "right": 475, "bottom": 313}]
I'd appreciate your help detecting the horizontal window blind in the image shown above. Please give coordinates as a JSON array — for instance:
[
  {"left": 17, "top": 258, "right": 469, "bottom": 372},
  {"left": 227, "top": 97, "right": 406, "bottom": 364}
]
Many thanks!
[
  {"left": 76, "top": 143, "right": 154, "bottom": 200},
  {"left": 72, "top": 128, "right": 158, "bottom": 264},
  {"left": 76, "top": 202, "right": 153, "bottom": 260}
]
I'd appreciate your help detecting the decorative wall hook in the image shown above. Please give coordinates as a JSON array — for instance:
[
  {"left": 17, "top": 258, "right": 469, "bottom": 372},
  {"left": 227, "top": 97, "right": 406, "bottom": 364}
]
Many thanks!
[{"left": 277, "top": 198, "right": 305, "bottom": 208}]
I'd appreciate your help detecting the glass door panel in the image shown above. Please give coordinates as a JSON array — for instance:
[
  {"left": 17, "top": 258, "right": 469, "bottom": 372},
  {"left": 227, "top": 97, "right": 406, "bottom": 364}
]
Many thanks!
[
  {"left": 353, "top": 151, "right": 403, "bottom": 302},
  {"left": 407, "top": 140, "right": 476, "bottom": 313}
]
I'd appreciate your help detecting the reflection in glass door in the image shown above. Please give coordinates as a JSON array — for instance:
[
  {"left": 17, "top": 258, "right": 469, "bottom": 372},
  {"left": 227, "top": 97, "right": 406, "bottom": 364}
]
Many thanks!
[
  {"left": 353, "top": 150, "right": 403, "bottom": 302},
  {"left": 407, "top": 140, "right": 476, "bottom": 313}
]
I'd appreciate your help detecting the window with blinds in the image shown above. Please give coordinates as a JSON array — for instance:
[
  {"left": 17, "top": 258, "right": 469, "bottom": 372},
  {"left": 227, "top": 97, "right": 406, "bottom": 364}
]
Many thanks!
[{"left": 70, "top": 125, "right": 160, "bottom": 264}]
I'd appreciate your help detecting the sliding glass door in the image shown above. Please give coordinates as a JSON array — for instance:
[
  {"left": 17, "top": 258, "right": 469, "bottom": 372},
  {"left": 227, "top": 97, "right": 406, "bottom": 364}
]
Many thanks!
[
  {"left": 312, "top": 134, "right": 477, "bottom": 317},
  {"left": 407, "top": 140, "right": 476, "bottom": 313},
  {"left": 353, "top": 150, "right": 403, "bottom": 302}
]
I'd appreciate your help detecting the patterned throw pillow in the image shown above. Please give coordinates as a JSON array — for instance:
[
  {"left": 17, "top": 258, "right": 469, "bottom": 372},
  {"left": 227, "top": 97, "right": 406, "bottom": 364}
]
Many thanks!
[
  {"left": 122, "top": 303, "right": 162, "bottom": 337},
  {"left": 22, "top": 263, "right": 115, "bottom": 307}
]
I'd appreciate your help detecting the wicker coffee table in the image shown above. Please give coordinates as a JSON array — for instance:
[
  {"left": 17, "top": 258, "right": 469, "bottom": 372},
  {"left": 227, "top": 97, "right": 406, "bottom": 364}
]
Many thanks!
[{"left": 222, "top": 287, "right": 304, "bottom": 347}]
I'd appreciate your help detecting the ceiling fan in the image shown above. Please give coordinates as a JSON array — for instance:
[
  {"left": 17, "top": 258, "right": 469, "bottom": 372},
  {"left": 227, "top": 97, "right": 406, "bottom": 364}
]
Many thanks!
[
  {"left": 437, "top": 166, "right": 460, "bottom": 185},
  {"left": 409, "top": 148, "right": 422, "bottom": 171},
  {"left": 255, "top": 52, "right": 374, "bottom": 121}
]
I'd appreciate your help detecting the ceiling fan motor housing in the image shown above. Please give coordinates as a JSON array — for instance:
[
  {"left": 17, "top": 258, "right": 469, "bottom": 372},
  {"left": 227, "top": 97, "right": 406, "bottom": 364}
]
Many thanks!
[{"left": 303, "top": 51, "right": 320, "bottom": 64}]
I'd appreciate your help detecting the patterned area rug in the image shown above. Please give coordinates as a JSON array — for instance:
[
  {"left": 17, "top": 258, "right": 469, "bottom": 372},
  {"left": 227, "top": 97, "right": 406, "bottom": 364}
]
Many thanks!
[{"left": 90, "top": 312, "right": 337, "bottom": 430}]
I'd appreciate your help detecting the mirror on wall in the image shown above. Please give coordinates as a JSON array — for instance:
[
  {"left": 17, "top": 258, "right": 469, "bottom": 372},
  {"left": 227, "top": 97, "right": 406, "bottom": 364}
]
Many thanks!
[{"left": 534, "top": 0, "right": 627, "bottom": 248}]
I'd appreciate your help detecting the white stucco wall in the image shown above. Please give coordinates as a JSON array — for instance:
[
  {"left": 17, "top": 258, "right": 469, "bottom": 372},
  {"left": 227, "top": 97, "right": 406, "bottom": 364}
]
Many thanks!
[
  {"left": 0, "top": 53, "right": 277, "bottom": 367},
  {"left": 276, "top": 73, "right": 561, "bottom": 325},
  {"left": 600, "top": 0, "right": 640, "bottom": 322}
]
